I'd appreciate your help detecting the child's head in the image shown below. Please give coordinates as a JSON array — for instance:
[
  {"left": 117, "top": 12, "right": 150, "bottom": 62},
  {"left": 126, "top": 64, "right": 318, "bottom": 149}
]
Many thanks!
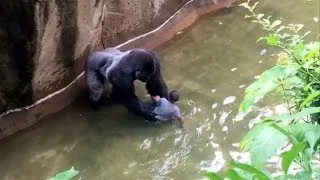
[{"left": 169, "top": 90, "right": 180, "bottom": 103}]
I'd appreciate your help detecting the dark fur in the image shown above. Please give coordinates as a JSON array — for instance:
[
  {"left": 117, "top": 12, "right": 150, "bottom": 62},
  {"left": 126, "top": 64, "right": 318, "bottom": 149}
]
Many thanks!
[{"left": 85, "top": 48, "right": 168, "bottom": 121}]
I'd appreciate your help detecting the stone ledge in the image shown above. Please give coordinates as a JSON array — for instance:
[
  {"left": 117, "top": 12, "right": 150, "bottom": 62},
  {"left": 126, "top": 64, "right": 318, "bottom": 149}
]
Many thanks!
[{"left": 0, "top": 0, "right": 238, "bottom": 140}]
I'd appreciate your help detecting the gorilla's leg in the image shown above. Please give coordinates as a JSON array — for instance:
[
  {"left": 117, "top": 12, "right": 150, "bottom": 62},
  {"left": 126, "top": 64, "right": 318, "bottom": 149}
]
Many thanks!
[{"left": 86, "top": 69, "right": 104, "bottom": 110}]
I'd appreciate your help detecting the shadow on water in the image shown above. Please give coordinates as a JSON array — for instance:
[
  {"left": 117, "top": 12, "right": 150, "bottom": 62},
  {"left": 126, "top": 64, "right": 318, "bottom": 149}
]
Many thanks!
[{"left": 0, "top": 0, "right": 319, "bottom": 179}]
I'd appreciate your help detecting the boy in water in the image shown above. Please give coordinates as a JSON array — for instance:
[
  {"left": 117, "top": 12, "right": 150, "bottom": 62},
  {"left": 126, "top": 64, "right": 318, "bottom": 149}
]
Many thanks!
[{"left": 150, "top": 90, "right": 183, "bottom": 126}]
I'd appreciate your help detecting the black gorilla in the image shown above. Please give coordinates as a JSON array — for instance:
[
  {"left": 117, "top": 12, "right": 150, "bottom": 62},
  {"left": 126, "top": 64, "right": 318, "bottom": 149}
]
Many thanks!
[{"left": 85, "top": 48, "right": 168, "bottom": 120}]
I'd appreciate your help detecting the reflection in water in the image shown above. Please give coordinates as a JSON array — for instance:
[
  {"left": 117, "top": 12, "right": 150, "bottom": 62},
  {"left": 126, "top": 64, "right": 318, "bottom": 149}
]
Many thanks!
[
  {"left": 222, "top": 96, "right": 236, "bottom": 105},
  {"left": 230, "top": 68, "right": 237, "bottom": 71},
  {"left": 229, "top": 151, "right": 250, "bottom": 164},
  {"left": 200, "top": 151, "right": 226, "bottom": 173},
  {"left": 218, "top": 110, "right": 232, "bottom": 125},
  {"left": 0, "top": 0, "right": 319, "bottom": 179},
  {"left": 152, "top": 133, "right": 192, "bottom": 180},
  {"left": 138, "top": 138, "right": 152, "bottom": 150}
]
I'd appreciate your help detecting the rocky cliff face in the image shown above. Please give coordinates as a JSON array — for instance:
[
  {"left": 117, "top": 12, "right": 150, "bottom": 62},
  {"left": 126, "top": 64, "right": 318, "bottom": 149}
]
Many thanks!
[
  {"left": 0, "top": 0, "right": 37, "bottom": 112},
  {"left": 103, "top": 0, "right": 188, "bottom": 46},
  {"left": 0, "top": 0, "right": 188, "bottom": 113}
]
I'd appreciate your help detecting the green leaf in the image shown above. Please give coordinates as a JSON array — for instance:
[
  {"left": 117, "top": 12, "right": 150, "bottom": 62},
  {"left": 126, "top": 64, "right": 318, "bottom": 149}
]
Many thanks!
[
  {"left": 239, "top": 81, "right": 278, "bottom": 113},
  {"left": 300, "top": 91, "right": 320, "bottom": 109},
  {"left": 288, "top": 123, "right": 320, "bottom": 150},
  {"left": 281, "top": 142, "right": 307, "bottom": 175},
  {"left": 305, "top": 41, "right": 320, "bottom": 51},
  {"left": 240, "top": 122, "right": 288, "bottom": 167},
  {"left": 269, "top": 123, "right": 298, "bottom": 144},
  {"left": 274, "top": 171, "right": 312, "bottom": 180},
  {"left": 283, "top": 171, "right": 312, "bottom": 180},
  {"left": 312, "top": 170, "right": 320, "bottom": 180},
  {"left": 293, "top": 107, "right": 320, "bottom": 120},
  {"left": 204, "top": 172, "right": 223, "bottom": 180},
  {"left": 266, "top": 34, "right": 280, "bottom": 46},
  {"left": 225, "top": 169, "right": 246, "bottom": 180},
  {"left": 230, "top": 161, "right": 271, "bottom": 179},
  {"left": 245, "top": 65, "right": 296, "bottom": 93},
  {"left": 239, "top": 65, "right": 297, "bottom": 113},
  {"left": 48, "top": 167, "right": 79, "bottom": 180},
  {"left": 265, "top": 107, "right": 320, "bottom": 124},
  {"left": 282, "top": 76, "right": 304, "bottom": 89},
  {"left": 239, "top": 95, "right": 255, "bottom": 113},
  {"left": 262, "top": 114, "right": 292, "bottom": 123}
]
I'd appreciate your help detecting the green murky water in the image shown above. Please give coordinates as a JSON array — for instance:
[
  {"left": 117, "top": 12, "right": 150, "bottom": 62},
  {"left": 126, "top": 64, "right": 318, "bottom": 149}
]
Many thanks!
[{"left": 0, "top": 1, "right": 319, "bottom": 179}]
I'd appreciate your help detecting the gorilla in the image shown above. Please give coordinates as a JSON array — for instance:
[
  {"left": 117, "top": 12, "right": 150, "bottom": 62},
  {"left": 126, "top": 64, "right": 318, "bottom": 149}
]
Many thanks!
[{"left": 85, "top": 48, "right": 168, "bottom": 121}]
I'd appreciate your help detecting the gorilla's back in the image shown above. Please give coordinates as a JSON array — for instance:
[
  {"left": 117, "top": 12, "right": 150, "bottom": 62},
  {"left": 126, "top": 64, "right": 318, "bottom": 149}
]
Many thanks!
[{"left": 87, "top": 49, "right": 127, "bottom": 68}]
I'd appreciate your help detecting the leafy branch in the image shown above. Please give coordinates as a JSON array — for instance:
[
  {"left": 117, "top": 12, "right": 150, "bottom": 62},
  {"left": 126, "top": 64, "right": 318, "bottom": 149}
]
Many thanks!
[
  {"left": 238, "top": 0, "right": 320, "bottom": 116},
  {"left": 206, "top": 1, "right": 320, "bottom": 179}
]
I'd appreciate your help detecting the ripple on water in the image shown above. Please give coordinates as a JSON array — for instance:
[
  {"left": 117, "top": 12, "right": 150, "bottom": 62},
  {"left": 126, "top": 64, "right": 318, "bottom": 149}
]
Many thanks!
[
  {"left": 223, "top": 96, "right": 236, "bottom": 105},
  {"left": 200, "top": 151, "right": 226, "bottom": 173},
  {"left": 218, "top": 110, "right": 232, "bottom": 125}
]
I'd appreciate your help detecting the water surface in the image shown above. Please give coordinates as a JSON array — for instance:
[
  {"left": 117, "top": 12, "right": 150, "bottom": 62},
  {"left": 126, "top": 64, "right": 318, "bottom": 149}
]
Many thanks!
[{"left": 0, "top": 0, "right": 319, "bottom": 179}]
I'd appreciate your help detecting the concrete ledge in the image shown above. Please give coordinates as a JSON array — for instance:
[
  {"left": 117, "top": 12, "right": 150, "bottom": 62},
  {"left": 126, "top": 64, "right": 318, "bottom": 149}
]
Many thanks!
[{"left": 0, "top": 0, "right": 238, "bottom": 139}]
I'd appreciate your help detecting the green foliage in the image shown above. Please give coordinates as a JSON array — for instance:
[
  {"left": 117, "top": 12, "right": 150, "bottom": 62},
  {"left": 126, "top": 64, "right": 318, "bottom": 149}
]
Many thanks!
[
  {"left": 266, "top": 107, "right": 320, "bottom": 124},
  {"left": 206, "top": 161, "right": 271, "bottom": 180},
  {"left": 238, "top": 0, "right": 320, "bottom": 116},
  {"left": 229, "top": 161, "right": 271, "bottom": 180},
  {"left": 206, "top": 120, "right": 319, "bottom": 180},
  {"left": 205, "top": 1, "right": 320, "bottom": 180},
  {"left": 48, "top": 167, "right": 79, "bottom": 180},
  {"left": 281, "top": 142, "right": 306, "bottom": 175},
  {"left": 240, "top": 122, "right": 288, "bottom": 167},
  {"left": 239, "top": 65, "right": 297, "bottom": 113},
  {"left": 300, "top": 91, "right": 320, "bottom": 109},
  {"left": 287, "top": 123, "right": 320, "bottom": 150},
  {"left": 225, "top": 169, "right": 245, "bottom": 180},
  {"left": 205, "top": 172, "right": 223, "bottom": 180}
]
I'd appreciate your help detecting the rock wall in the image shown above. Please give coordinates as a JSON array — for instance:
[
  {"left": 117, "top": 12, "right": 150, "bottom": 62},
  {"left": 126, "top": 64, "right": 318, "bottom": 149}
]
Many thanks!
[
  {"left": 0, "top": 0, "right": 37, "bottom": 112},
  {"left": 103, "top": 0, "right": 188, "bottom": 46},
  {"left": 0, "top": 0, "right": 189, "bottom": 113},
  {"left": 0, "top": 0, "right": 238, "bottom": 139},
  {"left": 32, "top": 0, "right": 104, "bottom": 100}
]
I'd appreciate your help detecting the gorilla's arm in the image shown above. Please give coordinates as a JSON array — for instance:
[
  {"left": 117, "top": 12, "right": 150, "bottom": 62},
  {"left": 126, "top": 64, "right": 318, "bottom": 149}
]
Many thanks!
[
  {"left": 146, "top": 74, "right": 168, "bottom": 97},
  {"left": 145, "top": 51, "right": 168, "bottom": 98},
  {"left": 109, "top": 71, "right": 159, "bottom": 121}
]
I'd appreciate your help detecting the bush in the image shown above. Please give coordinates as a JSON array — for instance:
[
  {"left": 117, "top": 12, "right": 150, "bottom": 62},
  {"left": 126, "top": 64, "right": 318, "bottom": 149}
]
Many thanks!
[{"left": 206, "top": 0, "right": 320, "bottom": 179}]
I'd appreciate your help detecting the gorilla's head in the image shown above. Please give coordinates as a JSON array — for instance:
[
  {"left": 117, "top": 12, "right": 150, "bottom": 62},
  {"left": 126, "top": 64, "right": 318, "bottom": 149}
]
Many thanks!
[{"left": 128, "top": 49, "right": 156, "bottom": 82}]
